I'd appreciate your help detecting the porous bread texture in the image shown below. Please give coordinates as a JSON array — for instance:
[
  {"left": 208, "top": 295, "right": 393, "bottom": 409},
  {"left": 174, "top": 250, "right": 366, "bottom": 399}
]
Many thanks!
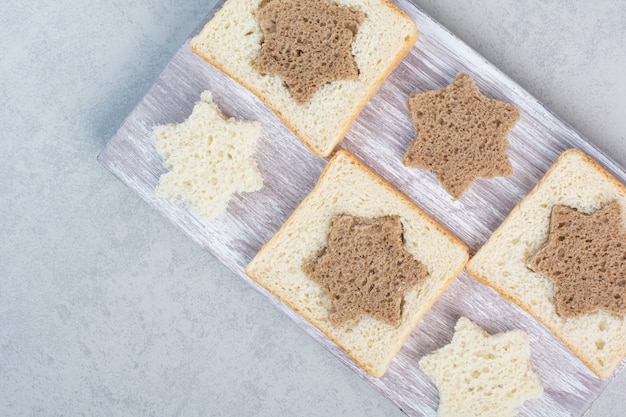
[
  {"left": 403, "top": 72, "right": 520, "bottom": 199},
  {"left": 419, "top": 317, "right": 543, "bottom": 417},
  {"left": 254, "top": 0, "right": 366, "bottom": 103},
  {"left": 527, "top": 202, "right": 626, "bottom": 318},
  {"left": 467, "top": 149, "right": 626, "bottom": 378},
  {"left": 190, "top": 0, "right": 418, "bottom": 157},
  {"left": 245, "top": 151, "right": 468, "bottom": 377},
  {"left": 154, "top": 91, "right": 263, "bottom": 220},
  {"left": 302, "top": 214, "right": 429, "bottom": 326}
]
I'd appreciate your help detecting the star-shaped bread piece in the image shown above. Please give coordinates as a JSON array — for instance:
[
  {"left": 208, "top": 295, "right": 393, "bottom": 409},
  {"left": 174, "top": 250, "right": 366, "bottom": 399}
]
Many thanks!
[
  {"left": 153, "top": 91, "right": 263, "bottom": 220},
  {"left": 527, "top": 201, "right": 626, "bottom": 318},
  {"left": 403, "top": 72, "right": 520, "bottom": 199},
  {"left": 302, "top": 214, "right": 429, "bottom": 326},
  {"left": 419, "top": 317, "right": 543, "bottom": 417},
  {"left": 253, "top": 0, "right": 365, "bottom": 103}
]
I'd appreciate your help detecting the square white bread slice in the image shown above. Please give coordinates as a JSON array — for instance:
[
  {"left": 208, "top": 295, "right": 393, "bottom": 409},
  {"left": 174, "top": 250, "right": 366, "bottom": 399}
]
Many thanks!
[
  {"left": 467, "top": 149, "right": 626, "bottom": 378},
  {"left": 190, "top": 0, "right": 418, "bottom": 157},
  {"left": 245, "top": 150, "right": 468, "bottom": 377}
]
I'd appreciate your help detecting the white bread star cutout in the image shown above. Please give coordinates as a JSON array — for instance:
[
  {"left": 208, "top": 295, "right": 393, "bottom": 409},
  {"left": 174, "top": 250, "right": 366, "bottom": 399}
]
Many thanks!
[
  {"left": 154, "top": 91, "right": 263, "bottom": 220},
  {"left": 419, "top": 317, "right": 543, "bottom": 417}
]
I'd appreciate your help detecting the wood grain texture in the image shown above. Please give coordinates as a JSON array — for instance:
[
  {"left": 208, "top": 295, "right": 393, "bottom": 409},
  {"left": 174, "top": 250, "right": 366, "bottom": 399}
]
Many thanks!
[{"left": 98, "top": 0, "right": 626, "bottom": 415}]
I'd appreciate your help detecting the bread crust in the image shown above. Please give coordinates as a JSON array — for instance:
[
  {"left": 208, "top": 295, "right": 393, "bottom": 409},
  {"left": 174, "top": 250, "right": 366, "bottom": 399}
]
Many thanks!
[
  {"left": 467, "top": 148, "right": 626, "bottom": 378},
  {"left": 246, "top": 150, "right": 468, "bottom": 377},
  {"left": 190, "top": 0, "right": 418, "bottom": 157}
]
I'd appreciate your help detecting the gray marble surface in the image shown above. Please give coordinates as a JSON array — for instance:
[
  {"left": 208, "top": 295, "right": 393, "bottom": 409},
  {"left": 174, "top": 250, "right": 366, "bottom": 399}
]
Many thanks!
[{"left": 1, "top": 0, "right": 624, "bottom": 416}]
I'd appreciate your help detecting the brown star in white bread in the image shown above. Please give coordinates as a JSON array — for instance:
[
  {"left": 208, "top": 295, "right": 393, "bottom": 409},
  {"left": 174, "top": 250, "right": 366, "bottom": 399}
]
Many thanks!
[
  {"left": 253, "top": 0, "right": 365, "bottom": 103},
  {"left": 302, "top": 214, "right": 428, "bottom": 326},
  {"left": 528, "top": 201, "right": 626, "bottom": 318}
]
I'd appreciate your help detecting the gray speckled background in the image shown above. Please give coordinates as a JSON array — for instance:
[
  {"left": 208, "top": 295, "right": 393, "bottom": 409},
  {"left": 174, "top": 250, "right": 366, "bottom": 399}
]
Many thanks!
[{"left": 1, "top": 0, "right": 624, "bottom": 416}]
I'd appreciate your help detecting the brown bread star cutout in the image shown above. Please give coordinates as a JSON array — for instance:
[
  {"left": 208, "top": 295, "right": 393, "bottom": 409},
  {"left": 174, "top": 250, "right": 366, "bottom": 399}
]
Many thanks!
[
  {"left": 302, "top": 214, "right": 428, "bottom": 326},
  {"left": 403, "top": 73, "right": 520, "bottom": 199},
  {"left": 253, "top": 0, "right": 365, "bottom": 103},
  {"left": 528, "top": 201, "right": 626, "bottom": 318}
]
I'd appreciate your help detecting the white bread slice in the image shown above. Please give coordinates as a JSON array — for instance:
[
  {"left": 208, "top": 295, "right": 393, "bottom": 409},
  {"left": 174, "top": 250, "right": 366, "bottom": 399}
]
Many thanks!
[
  {"left": 154, "top": 91, "right": 263, "bottom": 220},
  {"left": 245, "top": 150, "right": 468, "bottom": 377},
  {"left": 419, "top": 317, "right": 543, "bottom": 417},
  {"left": 190, "top": 0, "right": 418, "bottom": 157},
  {"left": 467, "top": 149, "right": 626, "bottom": 378}
]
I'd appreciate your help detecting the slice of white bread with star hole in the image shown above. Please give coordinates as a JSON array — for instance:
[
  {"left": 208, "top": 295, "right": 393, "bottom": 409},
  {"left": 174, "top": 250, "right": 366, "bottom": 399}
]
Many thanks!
[
  {"left": 245, "top": 150, "right": 468, "bottom": 377},
  {"left": 467, "top": 149, "right": 626, "bottom": 378},
  {"left": 190, "top": 0, "right": 418, "bottom": 157}
]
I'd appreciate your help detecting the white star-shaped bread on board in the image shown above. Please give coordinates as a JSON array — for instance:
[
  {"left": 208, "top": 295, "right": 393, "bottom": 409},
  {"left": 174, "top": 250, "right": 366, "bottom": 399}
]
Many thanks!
[
  {"left": 154, "top": 91, "right": 263, "bottom": 220},
  {"left": 419, "top": 317, "right": 543, "bottom": 417}
]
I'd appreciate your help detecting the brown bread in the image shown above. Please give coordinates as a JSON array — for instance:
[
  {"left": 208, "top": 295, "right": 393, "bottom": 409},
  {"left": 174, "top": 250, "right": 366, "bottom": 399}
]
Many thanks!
[
  {"left": 403, "top": 72, "right": 519, "bottom": 199},
  {"left": 302, "top": 214, "right": 428, "bottom": 326},
  {"left": 254, "top": 0, "right": 365, "bottom": 103},
  {"left": 528, "top": 201, "right": 626, "bottom": 318}
]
